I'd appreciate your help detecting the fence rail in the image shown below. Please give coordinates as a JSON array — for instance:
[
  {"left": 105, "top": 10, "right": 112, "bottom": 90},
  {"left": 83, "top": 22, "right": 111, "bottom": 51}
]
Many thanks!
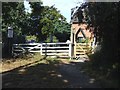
[{"left": 12, "top": 42, "right": 72, "bottom": 58}]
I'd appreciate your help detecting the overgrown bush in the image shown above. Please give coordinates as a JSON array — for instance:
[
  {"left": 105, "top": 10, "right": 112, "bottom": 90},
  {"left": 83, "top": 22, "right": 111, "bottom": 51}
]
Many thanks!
[
  {"left": 45, "top": 36, "right": 58, "bottom": 43},
  {"left": 26, "top": 35, "right": 37, "bottom": 43}
]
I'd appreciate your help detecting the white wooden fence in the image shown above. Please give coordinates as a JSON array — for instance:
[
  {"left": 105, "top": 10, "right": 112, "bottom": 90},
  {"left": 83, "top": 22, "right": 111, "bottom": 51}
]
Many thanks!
[{"left": 12, "top": 42, "right": 72, "bottom": 58}]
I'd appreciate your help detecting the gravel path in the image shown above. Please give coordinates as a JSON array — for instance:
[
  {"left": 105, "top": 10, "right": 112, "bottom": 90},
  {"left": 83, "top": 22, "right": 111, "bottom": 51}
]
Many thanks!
[{"left": 58, "top": 60, "right": 101, "bottom": 88}]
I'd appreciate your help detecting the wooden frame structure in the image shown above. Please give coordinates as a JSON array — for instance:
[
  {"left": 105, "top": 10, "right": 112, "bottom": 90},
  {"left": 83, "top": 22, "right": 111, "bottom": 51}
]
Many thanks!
[{"left": 70, "top": 6, "right": 95, "bottom": 58}]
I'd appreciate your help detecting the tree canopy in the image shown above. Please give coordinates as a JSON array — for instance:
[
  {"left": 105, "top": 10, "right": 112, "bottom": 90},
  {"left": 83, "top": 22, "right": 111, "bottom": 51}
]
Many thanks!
[
  {"left": 2, "top": 1, "right": 71, "bottom": 43},
  {"left": 2, "top": 2, "right": 30, "bottom": 43},
  {"left": 29, "top": 2, "right": 70, "bottom": 42}
]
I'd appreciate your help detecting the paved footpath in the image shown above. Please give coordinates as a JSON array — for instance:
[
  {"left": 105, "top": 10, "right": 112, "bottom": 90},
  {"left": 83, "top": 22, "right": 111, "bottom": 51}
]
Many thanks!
[{"left": 58, "top": 60, "right": 101, "bottom": 88}]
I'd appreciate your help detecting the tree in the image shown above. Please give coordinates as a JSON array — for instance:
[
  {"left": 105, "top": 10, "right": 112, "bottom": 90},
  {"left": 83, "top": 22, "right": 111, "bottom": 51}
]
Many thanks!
[
  {"left": 2, "top": 1, "right": 71, "bottom": 43},
  {"left": 80, "top": 2, "right": 119, "bottom": 81},
  {"left": 28, "top": 2, "right": 45, "bottom": 42},
  {"left": 54, "top": 20, "right": 71, "bottom": 42},
  {"left": 29, "top": 2, "right": 70, "bottom": 42},
  {"left": 2, "top": 2, "right": 31, "bottom": 57},
  {"left": 2, "top": 2, "right": 30, "bottom": 43}
]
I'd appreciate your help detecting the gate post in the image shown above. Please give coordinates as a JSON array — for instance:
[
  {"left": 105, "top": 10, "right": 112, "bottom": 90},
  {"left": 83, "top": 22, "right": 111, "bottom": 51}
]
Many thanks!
[
  {"left": 69, "top": 42, "right": 72, "bottom": 60},
  {"left": 40, "top": 43, "right": 42, "bottom": 55}
]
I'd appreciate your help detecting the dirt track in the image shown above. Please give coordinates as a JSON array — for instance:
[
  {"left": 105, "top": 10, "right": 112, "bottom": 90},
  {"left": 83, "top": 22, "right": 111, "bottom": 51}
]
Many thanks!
[
  {"left": 57, "top": 60, "right": 101, "bottom": 88},
  {"left": 2, "top": 58, "right": 101, "bottom": 88}
]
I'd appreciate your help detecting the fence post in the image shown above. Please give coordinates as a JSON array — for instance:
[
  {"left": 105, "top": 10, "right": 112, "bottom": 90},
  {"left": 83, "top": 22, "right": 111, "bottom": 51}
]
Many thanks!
[
  {"left": 69, "top": 43, "right": 72, "bottom": 60},
  {"left": 40, "top": 43, "right": 42, "bottom": 55}
]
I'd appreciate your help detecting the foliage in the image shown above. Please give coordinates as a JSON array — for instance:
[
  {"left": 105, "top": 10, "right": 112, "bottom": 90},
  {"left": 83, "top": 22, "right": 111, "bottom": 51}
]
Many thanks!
[
  {"left": 45, "top": 36, "right": 58, "bottom": 43},
  {"left": 2, "top": 2, "right": 27, "bottom": 34},
  {"left": 54, "top": 21, "right": 71, "bottom": 42},
  {"left": 2, "top": 2, "right": 28, "bottom": 57},
  {"left": 2, "top": 2, "right": 70, "bottom": 43},
  {"left": 2, "top": 2, "right": 31, "bottom": 43},
  {"left": 14, "top": 34, "right": 26, "bottom": 44},
  {"left": 28, "top": 2, "right": 44, "bottom": 41},
  {"left": 79, "top": 2, "right": 119, "bottom": 87},
  {"left": 29, "top": 2, "right": 70, "bottom": 42},
  {"left": 26, "top": 35, "right": 37, "bottom": 42},
  {"left": 84, "top": 37, "right": 90, "bottom": 43}
]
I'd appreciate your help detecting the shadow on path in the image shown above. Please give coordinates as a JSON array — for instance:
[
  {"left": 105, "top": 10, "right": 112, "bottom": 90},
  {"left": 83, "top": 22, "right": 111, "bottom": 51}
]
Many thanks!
[
  {"left": 58, "top": 60, "right": 101, "bottom": 88},
  {"left": 2, "top": 57, "right": 101, "bottom": 88},
  {"left": 2, "top": 58, "right": 68, "bottom": 88}
]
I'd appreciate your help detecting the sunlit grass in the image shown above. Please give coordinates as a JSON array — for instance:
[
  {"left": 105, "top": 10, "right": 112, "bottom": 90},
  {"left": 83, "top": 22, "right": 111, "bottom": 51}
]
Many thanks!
[{"left": 1, "top": 53, "right": 44, "bottom": 73}]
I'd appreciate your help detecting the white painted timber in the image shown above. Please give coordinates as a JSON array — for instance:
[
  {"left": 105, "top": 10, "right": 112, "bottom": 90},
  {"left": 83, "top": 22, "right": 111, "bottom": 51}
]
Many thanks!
[{"left": 12, "top": 42, "right": 72, "bottom": 58}]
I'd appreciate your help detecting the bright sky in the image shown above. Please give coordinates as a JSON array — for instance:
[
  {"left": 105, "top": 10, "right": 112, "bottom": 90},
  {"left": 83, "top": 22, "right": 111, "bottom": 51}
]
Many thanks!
[
  {"left": 24, "top": 0, "right": 84, "bottom": 23},
  {"left": 42, "top": 0, "right": 83, "bottom": 23},
  {"left": 24, "top": 0, "right": 31, "bottom": 13}
]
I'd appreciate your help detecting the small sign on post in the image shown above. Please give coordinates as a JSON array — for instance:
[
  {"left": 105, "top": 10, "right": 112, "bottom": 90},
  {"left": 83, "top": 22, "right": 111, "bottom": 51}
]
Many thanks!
[
  {"left": 7, "top": 26, "right": 13, "bottom": 58},
  {"left": 7, "top": 27, "right": 13, "bottom": 38}
]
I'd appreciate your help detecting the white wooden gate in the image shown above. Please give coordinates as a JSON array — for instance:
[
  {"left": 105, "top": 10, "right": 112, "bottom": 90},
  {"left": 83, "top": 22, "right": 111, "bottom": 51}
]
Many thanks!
[{"left": 12, "top": 43, "right": 72, "bottom": 58}]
